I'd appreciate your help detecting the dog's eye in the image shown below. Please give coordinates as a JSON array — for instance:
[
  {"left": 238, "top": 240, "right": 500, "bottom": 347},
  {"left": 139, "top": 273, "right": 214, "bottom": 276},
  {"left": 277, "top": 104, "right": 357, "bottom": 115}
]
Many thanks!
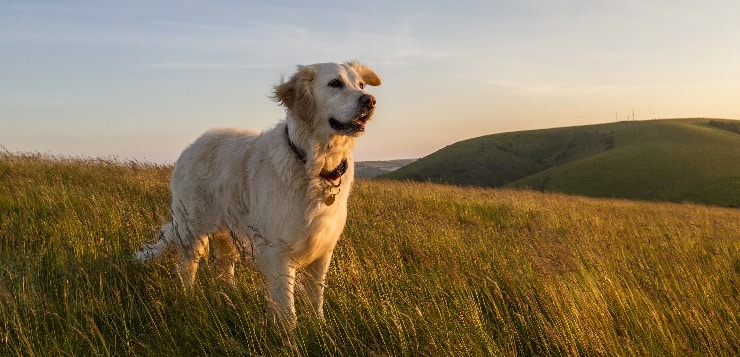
[
  {"left": 328, "top": 79, "right": 343, "bottom": 88},
  {"left": 359, "top": 82, "right": 365, "bottom": 90}
]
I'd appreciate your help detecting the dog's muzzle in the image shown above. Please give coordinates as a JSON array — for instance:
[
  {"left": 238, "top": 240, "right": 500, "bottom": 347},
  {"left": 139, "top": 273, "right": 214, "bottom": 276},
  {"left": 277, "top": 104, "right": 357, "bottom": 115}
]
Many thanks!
[{"left": 329, "top": 94, "right": 376, "bottom": 135}]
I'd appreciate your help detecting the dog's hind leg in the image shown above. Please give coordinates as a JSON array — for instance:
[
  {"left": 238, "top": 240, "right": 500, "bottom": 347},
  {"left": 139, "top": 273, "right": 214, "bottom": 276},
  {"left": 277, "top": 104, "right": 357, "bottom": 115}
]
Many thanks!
[
  {"left": 173, "top": 226, "right": 210, "bottom": 290},
  {"left": 212, "top": 232, "right": 238, "bottom": 285}
]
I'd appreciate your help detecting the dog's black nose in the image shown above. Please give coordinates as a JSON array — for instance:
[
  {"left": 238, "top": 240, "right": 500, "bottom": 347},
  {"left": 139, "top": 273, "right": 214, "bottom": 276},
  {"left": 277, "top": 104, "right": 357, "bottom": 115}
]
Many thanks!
[{"left": 359, "top": 94, "right": 376, "bottom": 109}]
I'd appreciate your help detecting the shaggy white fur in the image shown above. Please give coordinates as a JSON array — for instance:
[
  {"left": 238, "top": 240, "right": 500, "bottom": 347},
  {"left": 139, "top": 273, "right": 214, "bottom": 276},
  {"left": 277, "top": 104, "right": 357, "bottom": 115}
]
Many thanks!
[{"left": 134, "top": 62, "right": 381, "bottom": 325}]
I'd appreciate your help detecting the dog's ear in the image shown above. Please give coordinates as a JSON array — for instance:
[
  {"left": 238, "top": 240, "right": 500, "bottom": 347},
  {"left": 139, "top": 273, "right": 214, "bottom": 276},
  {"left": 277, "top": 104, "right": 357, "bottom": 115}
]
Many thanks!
[
  {"left": 272, "top": 65, "right": 316, "bottom": 120},
  {"left": 346, "top": 61, "right": 381, "bottom": 86}
]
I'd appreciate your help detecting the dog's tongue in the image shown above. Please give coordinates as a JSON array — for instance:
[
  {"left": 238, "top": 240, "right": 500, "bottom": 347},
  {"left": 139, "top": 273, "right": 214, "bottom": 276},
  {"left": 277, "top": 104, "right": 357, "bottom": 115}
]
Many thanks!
[{"left": 354, "top": 112, "right": 370, "bottom": 126}]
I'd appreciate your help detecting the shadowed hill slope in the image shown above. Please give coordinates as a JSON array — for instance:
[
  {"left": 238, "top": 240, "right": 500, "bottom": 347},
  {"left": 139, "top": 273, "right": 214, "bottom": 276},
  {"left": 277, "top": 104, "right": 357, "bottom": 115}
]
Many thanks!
[{"left": 382, "top": 119, "right": 740, "bottom": 207}]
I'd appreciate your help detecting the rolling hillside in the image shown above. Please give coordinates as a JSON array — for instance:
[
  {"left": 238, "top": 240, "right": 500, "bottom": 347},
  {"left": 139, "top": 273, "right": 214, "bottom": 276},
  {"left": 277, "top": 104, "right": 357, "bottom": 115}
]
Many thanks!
[
  {"left": 382, "top": 118, "right": 740, "bottom": 207},
  {"left": 355, "top": 159, "right": 416, "bottom": 178}
]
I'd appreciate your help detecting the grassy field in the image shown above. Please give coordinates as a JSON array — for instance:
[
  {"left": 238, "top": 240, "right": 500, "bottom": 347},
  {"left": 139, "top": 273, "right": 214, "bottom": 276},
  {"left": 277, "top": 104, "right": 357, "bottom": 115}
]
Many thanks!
[
  {"left": 382, "top": 118, "right": 740, "bottom": 207},
  {"left": 1, "top": 152, "right": 739, "bottom": 356}
]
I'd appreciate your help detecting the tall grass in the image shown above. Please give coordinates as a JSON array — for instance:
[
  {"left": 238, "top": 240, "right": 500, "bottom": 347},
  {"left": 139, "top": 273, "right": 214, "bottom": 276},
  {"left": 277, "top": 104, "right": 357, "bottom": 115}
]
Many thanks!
[{"left": 1, "top": 152, "right": 739, "bottom": 355}]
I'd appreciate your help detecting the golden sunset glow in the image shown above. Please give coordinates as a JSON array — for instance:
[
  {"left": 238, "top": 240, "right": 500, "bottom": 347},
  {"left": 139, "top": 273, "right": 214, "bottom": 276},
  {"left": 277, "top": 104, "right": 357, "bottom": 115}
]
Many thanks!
[{"left": 2, "top": 1, "right": 739, "bottom": 162}]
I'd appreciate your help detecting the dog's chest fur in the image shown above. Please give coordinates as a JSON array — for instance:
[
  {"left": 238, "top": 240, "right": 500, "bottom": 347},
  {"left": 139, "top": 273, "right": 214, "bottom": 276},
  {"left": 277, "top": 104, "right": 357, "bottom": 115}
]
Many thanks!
[{"left": 232, "top": 125, "right": 354, "bottom": 265}]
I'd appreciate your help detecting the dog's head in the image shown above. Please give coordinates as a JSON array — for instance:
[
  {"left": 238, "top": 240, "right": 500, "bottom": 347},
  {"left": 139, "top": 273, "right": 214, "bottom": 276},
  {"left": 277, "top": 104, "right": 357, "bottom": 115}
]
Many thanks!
[{"left": 273, "top": 62, "right": 381, "bottom": 137}]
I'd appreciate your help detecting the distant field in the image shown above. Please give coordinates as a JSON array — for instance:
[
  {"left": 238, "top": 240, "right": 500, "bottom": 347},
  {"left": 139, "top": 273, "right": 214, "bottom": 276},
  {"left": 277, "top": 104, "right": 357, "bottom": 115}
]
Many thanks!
[
  {"left": 1, "top": 153, "right": 739, "bottom": 355},
  {"left": 355, "top": 159, "right": 416, "bottom": 178},
  {"left": 382, "top": 118, "right": 740, "bottom": 207}
]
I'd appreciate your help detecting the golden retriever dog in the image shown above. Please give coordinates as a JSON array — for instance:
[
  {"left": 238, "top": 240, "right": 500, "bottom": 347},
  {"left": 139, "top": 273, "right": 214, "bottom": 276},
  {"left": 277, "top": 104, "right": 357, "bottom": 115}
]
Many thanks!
[{"left": 134, "top": 61, "right": 381, "bottom": 325}]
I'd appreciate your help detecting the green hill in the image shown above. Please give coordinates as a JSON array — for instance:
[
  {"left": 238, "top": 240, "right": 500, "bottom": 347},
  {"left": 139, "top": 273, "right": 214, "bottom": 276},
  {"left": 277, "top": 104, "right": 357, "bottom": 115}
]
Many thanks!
[{"left": 382, "top": 118, "right": 740, "bottom": 207}]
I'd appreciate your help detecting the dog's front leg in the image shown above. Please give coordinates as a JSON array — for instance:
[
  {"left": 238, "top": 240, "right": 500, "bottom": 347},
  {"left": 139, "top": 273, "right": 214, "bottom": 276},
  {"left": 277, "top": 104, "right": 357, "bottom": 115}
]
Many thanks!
[
  {"left": 258, "top": 256, "right": 298, "bottom": 326},
  {"left": 304, "top": 254, "right": 333, "bottom": 321}
]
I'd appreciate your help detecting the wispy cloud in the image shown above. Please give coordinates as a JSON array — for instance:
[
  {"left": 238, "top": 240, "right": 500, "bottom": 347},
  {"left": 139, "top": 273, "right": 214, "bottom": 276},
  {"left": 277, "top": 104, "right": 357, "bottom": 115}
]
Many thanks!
[{"left": 142, "top": 62, "right": 274, "bottom": 71}]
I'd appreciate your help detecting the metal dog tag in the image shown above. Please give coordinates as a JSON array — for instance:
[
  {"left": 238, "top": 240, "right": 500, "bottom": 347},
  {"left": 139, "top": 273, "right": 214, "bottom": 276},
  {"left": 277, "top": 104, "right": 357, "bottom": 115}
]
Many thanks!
[{"left": 325, "top": 194, "right": 336, "bottom": 206}]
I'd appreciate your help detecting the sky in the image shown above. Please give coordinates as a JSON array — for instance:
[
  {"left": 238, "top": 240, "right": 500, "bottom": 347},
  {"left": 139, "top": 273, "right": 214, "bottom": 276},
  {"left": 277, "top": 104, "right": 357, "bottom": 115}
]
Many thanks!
[{"left": 2, "top": 0, "right": 740, "bottom": 163}]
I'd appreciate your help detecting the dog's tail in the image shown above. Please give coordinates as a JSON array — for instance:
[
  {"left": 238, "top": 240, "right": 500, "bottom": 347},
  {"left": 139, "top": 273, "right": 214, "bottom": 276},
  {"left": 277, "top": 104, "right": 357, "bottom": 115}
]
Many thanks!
[{"left": 134, "top": 222, "right": 176, "bottom": 265}]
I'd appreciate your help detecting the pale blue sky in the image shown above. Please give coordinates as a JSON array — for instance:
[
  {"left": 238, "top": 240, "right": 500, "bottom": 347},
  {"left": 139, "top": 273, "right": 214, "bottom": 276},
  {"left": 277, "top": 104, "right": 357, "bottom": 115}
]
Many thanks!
[{"left": 2, "top": 0, "right": 739, "bottom": 162}]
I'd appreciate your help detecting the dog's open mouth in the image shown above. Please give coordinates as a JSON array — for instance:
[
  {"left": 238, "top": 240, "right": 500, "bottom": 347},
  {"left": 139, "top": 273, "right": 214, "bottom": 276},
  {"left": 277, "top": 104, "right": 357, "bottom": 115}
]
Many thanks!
[{"left": 329, "top": 111, "right": 372, "bottom": 135}]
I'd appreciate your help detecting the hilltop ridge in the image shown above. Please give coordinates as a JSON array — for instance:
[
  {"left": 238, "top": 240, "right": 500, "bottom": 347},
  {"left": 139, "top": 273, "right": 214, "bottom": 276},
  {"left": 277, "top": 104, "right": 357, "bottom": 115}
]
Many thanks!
[{"left": 382, "top": 118, "right": 740, "bottom": 207}]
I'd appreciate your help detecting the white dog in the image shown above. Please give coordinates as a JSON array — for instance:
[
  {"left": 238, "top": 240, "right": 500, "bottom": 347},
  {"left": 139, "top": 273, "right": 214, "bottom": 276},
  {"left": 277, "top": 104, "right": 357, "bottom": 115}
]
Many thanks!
[{"left": 134, "top": 62, "right": 381, "bottom": 324}]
